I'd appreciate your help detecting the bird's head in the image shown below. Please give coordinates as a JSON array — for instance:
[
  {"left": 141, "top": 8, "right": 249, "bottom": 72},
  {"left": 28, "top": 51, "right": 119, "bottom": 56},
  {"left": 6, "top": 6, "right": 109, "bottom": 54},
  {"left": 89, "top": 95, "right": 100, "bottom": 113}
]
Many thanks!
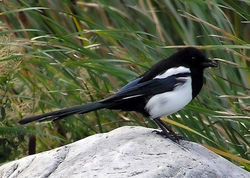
[{"left": 174, "top": 47, "right": 218, "bottom": 69}]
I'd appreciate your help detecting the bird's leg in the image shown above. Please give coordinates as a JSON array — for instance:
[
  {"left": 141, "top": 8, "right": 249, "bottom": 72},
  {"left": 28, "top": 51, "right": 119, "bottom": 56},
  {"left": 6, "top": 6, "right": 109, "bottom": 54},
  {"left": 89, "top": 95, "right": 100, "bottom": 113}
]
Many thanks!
[
  {"left": 156, "top": 118, "right": 176, "bottom": 135},
  {"left": 153, "top": 118, "right": 170, "bottom": 135},
  {"left": 153, "top": 117, "right": 183, "bottom": 142}
]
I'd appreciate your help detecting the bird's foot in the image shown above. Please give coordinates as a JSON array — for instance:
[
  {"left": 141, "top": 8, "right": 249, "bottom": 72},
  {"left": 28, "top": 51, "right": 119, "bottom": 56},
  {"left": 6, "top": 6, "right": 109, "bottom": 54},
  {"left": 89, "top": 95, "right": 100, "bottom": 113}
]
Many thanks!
[{"left": 152, "top": 130, "right": 183, "bottom": 143}]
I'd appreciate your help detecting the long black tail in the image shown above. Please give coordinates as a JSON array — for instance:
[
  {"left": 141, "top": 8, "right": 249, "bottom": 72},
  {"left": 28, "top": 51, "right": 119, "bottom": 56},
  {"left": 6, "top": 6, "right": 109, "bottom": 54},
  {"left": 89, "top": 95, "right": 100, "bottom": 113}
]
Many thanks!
[{"left": 19, "top": 101, "right": 107, "bottom": 124}]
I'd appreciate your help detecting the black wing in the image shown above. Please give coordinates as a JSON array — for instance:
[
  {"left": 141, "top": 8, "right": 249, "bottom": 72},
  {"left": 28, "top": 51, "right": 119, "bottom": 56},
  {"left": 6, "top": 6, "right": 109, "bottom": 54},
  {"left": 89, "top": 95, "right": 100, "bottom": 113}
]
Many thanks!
[
  {"left": 117, "top": 77, "right": 142, "bottom": 94},
  {"left": 101, "top": 73, "right": 190, "bottom": 104}
]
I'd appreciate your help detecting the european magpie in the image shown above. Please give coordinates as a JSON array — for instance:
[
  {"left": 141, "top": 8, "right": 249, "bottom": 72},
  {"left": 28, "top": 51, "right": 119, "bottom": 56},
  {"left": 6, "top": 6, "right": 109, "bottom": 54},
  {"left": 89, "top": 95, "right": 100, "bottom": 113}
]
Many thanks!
[{"left": 19, "top": 47, "right": 217, "bottom": 142}]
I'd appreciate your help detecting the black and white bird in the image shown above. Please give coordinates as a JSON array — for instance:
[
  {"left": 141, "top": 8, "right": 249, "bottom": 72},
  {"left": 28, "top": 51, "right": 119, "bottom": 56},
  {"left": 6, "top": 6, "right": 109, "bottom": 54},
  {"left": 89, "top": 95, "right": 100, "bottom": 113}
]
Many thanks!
[{"left": 19, "top": 47, "right": 217, "bottom": 142}]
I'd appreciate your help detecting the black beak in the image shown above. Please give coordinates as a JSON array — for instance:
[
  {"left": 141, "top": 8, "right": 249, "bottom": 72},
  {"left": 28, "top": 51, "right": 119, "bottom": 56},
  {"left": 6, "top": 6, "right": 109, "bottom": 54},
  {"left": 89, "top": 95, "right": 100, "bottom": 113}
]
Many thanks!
[{"left": 202, "top": 59, "right": 218, "bottom": 68}]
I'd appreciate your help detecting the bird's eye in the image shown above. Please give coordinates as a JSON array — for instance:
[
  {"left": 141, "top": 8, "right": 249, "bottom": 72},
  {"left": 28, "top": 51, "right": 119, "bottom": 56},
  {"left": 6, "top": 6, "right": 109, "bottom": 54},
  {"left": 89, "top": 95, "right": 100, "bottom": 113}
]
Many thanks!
[{"left": 191, "top": 56, "right": 196, "bottom": 60}]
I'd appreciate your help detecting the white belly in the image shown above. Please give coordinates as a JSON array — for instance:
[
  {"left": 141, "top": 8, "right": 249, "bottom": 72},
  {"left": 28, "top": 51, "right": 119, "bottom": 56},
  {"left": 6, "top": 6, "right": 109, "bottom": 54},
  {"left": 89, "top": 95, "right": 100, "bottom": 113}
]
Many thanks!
[{"left": 145, "top": 77, "right": 192, "bottom": 119}]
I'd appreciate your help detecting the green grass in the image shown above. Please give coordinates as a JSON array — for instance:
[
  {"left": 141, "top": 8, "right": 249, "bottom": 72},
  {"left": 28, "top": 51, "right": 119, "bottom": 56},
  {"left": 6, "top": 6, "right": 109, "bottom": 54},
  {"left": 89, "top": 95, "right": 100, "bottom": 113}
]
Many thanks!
[{"left": 0, "top": 0, "right": 249, "bottom": 169}]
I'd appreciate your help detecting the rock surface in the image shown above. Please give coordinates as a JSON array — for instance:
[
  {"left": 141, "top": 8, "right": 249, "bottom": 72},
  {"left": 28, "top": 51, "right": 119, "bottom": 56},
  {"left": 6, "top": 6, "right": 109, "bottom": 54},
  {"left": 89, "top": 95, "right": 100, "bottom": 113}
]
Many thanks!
[{"left": 0, "top": 126, "right": 249, "bottom": 178}]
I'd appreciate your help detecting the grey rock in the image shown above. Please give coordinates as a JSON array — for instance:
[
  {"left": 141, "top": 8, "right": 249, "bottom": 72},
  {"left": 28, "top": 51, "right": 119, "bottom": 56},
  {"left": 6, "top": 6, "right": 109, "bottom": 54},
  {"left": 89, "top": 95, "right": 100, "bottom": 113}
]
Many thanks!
[{"left": 0, "top": 126, "right": 249, "bottom": 178}]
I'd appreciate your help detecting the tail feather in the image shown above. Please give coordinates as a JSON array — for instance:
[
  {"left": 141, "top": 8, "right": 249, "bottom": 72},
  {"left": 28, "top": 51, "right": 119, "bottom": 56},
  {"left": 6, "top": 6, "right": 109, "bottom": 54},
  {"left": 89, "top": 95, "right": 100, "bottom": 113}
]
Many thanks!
[{"left": 19, "top": 102, "right": 106, "bottom": 124}]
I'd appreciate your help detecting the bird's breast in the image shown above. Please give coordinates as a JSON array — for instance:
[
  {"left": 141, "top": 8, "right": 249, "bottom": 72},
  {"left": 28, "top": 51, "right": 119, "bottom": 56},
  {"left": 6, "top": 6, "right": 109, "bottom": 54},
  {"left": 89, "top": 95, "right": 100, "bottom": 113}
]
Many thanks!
[{"left": 145, "top": 77, "right": 192, "bottom": 119}]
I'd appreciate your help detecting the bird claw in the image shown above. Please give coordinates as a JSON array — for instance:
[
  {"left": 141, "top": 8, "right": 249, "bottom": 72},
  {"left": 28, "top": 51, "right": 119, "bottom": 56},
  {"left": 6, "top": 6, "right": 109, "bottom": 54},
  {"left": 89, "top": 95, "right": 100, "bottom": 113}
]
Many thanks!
[{"left": 152, "top": 130, "right": 183, "bottom": 143}]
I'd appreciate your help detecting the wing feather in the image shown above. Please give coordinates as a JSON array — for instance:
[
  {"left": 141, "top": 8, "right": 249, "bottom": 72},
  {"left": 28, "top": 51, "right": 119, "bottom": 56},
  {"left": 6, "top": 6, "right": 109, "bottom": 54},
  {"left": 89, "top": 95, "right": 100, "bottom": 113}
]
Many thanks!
[{"left": 101, "top": 73, "right": 190, "bottom": 103}]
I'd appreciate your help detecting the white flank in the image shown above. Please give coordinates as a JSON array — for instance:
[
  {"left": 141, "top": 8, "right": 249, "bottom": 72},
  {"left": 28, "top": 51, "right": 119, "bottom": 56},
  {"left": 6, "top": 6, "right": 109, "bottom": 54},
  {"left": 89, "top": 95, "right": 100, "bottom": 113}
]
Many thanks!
[
  {"left": 155, "top": 66, "right": 190, "bottom": 79},
  {"left": 145, "top": 72, "right": 192, "bottom": 119}
]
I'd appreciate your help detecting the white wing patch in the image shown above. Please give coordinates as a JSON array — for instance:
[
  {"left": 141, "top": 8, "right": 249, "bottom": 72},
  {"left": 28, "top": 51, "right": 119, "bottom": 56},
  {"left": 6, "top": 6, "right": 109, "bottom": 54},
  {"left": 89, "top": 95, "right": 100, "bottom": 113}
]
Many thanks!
[
  {"left": 155, "top": 66, "right": 191, "bottom": 79},
  {"left": 122, "top": 94, "right": 143, "bottom": 100}
]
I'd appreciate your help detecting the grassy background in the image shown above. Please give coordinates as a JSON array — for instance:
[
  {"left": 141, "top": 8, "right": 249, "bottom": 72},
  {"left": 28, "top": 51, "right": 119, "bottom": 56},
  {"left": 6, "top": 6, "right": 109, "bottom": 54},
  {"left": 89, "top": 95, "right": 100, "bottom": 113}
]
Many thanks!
[{"left": 0, "top": 0, "right": 249, "bottom": 169}]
